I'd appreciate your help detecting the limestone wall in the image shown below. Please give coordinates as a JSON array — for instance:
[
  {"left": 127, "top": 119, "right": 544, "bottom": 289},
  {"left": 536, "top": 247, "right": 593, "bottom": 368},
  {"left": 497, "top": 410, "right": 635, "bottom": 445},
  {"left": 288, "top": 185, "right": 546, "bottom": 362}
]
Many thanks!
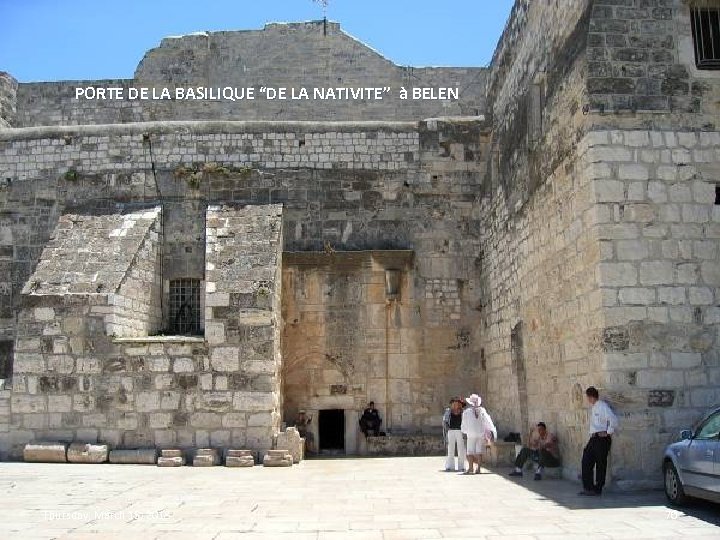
[
  {"left": 0, "top": 119, "right": 487, "bottom": 347},
  {"left": 15, "top": 80, "right": 139, "bottom": 128},
  {"left": 587, "top": 0, "right": 720, "bottom": 122},
  {"left": 205, "top": 204, "right": 285, "bottom": 448},
  {"left": 587, "top": 128, "right": 720, "bottom": 488},
  {"left": 0, "top": 119, "right": 487, "bottom": 455},
  {"left": 282, "top": 251, "right": 478, "bottom": 452},
  {"left": 479, "top": 135, "right": 604, "bottom": 475},
  {"left": 0, "top": 203, "right": 286, "bottom": 459},
  {"left": 486, "top": 0, "right": 592, "bottom": 213}
]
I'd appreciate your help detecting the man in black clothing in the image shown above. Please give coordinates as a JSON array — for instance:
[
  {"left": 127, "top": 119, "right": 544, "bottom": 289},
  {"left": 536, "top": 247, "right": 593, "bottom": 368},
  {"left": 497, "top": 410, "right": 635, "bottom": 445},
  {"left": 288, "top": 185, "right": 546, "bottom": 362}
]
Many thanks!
[{"left": 359, "top": 401, "right": 382, "bottom": 436}]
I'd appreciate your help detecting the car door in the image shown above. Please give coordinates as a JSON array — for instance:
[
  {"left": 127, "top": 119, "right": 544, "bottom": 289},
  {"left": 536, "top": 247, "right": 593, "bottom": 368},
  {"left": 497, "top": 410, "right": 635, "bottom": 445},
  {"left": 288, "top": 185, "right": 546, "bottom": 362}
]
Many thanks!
[{"left": 684, "top": 410, "right": 720, "bottom": 493}]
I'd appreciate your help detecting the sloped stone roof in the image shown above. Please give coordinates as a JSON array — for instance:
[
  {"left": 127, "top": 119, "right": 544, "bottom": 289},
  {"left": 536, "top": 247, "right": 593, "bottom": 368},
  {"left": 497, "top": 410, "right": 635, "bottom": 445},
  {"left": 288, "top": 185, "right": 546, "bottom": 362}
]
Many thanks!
[{"left": 22, "top": 206, "right": 161, "bottom": 296}]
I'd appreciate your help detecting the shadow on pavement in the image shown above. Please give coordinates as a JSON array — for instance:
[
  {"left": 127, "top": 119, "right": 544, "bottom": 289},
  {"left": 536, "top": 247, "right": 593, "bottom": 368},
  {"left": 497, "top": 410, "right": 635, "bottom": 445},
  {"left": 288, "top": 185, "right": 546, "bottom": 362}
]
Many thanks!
[{"left": 493, "top": 466, "right": 720, "bottom": 526}]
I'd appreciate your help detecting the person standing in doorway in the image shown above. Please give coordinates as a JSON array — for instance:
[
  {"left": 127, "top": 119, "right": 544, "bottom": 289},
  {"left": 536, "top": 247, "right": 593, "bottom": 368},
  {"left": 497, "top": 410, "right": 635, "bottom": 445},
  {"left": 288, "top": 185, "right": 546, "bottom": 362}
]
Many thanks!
[
  {"left": 579, "top": 386, "right": 618, "bottom": 496},
  {"left": 444, "top": 397, "right": 466, "bottom": 472},
  {"left": 461, "top": 394, "right": 496, "bottom": 474}
]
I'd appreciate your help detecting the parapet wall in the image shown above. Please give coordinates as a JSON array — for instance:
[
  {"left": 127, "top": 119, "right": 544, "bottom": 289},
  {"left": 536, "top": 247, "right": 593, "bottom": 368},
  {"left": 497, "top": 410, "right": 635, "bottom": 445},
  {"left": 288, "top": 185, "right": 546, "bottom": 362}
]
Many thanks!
[{"left": 12, "top": 21, "right": 487, "bottom": 127}]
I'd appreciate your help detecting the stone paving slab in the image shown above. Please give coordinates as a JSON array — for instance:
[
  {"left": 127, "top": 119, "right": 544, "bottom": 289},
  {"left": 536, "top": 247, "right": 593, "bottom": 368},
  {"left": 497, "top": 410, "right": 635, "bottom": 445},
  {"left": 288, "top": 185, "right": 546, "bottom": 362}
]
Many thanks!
[{"left": 0, "top": 457, "right": 717, "bottom": 539}]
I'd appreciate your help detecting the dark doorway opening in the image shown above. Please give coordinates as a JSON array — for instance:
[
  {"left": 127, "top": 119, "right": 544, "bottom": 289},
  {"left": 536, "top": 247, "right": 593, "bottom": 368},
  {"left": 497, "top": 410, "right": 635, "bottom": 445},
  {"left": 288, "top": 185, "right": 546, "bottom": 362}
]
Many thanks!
[{"left": 318, "top": 409, "right": 345, "bottom": 453}]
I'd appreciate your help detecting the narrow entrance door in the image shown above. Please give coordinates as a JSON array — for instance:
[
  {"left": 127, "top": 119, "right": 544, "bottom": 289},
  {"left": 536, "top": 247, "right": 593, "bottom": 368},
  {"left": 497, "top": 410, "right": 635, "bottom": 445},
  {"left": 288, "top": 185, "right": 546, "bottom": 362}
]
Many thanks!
[{"left": 318, "top": 409, "right": 345, "bottom": 454}]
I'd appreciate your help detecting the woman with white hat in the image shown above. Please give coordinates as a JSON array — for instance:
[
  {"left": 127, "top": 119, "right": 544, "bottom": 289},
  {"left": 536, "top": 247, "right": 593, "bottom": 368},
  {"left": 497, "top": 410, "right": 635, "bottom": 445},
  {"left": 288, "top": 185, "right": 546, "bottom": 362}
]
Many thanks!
[{"left": 461, "top": 393, "right": 497, "bottom": 474}]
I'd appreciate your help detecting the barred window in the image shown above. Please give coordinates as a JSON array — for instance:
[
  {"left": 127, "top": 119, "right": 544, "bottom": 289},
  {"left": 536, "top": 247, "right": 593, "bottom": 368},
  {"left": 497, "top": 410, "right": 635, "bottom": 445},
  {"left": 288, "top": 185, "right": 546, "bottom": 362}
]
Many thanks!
[
  {"left": 691, "top": 4, "right": 720, "bottom": 70},
  {"left": 169, "top": 278, "right": 201, "bottom": 335}
]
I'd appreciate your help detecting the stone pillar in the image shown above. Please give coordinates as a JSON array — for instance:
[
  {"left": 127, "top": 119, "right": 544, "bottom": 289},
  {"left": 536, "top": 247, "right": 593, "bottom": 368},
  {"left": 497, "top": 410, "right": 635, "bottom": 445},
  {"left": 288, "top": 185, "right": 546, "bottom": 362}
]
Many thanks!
[
  {"left": 205, "top": 204, "right": 284, "bottom": 455},
  {"left": 0, "top": 72, "right": 17, "bottom": 128}
]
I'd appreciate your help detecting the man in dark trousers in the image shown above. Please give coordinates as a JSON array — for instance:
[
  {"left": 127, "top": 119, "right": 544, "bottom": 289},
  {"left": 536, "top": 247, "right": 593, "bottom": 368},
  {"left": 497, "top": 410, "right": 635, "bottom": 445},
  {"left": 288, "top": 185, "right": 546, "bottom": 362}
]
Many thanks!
[
  {"left": 579, "top": 386, "right": 618, "bottom": 496},
  {"left": 359, "top": 401, "right": 382, "bottom": 437}
]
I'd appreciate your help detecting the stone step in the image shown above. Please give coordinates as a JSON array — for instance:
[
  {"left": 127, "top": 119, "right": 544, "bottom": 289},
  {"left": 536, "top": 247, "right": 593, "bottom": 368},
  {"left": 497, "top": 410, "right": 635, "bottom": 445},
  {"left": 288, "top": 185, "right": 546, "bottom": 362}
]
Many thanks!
[
  {"left": 193, "top": 454, "right": 219, "bottom": 467},
  {"left": 67, "top": 443, "right": 108, "bottom": 463},
  {"left": 226, "top": 449, "right": 253, "bottom": 458},
  {"left": 226, "top": 456, "right": 255, "bottom": 468},
  {"left": 263, "top": 452, "right": 293, "bottom": 467},
  {"left": 109, "top": 448, "right": 158, "bottom": 464},
  {"left": 157, "top": 456, "right": 185, "bottom": 467},
  {"left": 160, "top": 449, "right": 183, "bottom": 458},
  {"left": 24, "top": 443, "right": 67, "bottom": 463}
]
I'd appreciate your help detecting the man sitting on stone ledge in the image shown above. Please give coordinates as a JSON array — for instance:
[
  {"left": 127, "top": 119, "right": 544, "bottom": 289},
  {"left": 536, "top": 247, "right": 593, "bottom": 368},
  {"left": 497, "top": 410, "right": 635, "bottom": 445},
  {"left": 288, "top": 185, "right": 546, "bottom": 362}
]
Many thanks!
[
  {"left": 509, "top": 422, "right": 560, "bottom": 481},
  {"left": 359, "top": 401, "right": 383, "bottom": 437}
]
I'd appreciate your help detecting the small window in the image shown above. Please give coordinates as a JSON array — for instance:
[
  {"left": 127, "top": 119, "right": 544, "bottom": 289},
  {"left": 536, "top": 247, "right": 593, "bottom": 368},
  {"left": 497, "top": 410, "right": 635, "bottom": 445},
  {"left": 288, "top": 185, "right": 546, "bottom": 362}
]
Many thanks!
[
  {"left": 169, "top": 278, "right": 201, "bottom": 335},
  {"left": 0, "top": 340, "right": 13, "bottom": 386},
  {"left": 715, "top": 185, "right": 720, "bottom": 205},
  {"left": 691, "top": 5, "right": 720, "bottom": 70},
  {"left": 527, "top": 82, "right": 544, "bottom": 145}
]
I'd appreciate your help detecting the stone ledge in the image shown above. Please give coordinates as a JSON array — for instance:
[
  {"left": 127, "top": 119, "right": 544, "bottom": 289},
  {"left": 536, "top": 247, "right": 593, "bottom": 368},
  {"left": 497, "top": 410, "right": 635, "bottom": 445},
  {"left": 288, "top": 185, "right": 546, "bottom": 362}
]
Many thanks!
[
  {"left": 366, "top": 435, "right": 444, "bottom": 457},
  {"left": 113, "top": 336, "right": 206, "bottom": 344},
  {"left": 0, "top": 119, "right": 423, "bottom": 142}
]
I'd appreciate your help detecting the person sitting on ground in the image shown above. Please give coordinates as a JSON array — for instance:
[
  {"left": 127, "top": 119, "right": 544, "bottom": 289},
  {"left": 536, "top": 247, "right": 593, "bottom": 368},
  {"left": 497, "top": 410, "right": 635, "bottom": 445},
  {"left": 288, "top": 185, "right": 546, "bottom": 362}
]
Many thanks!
[
  {"left": 359, "top": 401, "right": 382, "bottom": 437},
  {"left": 509, "top": 422, "right": 561, "bottom": 481},
  {"left": 443, "top": 397, "right": 466, "bottom": 472},
  {"left": 461, "top": 393, "right": 496, "bottom": 474}
]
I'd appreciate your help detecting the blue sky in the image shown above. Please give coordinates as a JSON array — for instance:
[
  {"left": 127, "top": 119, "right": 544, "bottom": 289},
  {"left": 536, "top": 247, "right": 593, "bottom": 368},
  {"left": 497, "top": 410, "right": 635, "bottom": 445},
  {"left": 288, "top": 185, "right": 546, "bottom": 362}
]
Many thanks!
[{"left": 1, "top": 0, "right": 515, "bottom": 82}]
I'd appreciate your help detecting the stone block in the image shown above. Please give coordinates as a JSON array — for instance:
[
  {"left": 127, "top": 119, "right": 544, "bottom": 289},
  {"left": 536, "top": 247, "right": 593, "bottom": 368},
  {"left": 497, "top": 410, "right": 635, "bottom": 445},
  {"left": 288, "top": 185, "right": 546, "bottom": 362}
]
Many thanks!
[
  {"left": 618, "top": 164, "right": 649, "bottom": 181},
  {"left": 193, "top": 448, "right": 220, "bottom": 466},
  {"left": 67, "top": 443, "right": 109, "bottom": 463},
  {"left": 226, "top": 455, "right": 255, "bottom": 467},
  {"left": 157, "top": 456, "right": 185, "bottom": 467},
  {"left": 160, "top": 448, "right": 183, "bottom": 458},
  {"left": 263, "top": 451, "right": 293, "bottom": 467},
  {"left": 108, "top": 448, "right": 157, "bottom": 464},
  {"left": 276, "top": 427, "right": 304, "bottom": 463},
  {"left": 640, "top": 262, "right": 673, "bottom": 286},
  {"left": 593, "top": 180, "right": 625, "bottom": 202},
  {"left": 210, "top": 347, "right": 240, "bottom": 371},
  {"left": 597, "top": 263, "right": 637, "bottom": 287},
  {"left": 23, "top": 442, "right": 67, "bottom": 463}
]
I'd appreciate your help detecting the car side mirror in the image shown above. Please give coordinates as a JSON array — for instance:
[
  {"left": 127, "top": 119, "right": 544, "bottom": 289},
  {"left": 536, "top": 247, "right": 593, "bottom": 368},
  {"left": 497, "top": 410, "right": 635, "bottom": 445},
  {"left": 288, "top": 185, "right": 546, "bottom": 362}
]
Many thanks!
[{"left": 680, "top": 429, "right": 692, "bottom": 440}]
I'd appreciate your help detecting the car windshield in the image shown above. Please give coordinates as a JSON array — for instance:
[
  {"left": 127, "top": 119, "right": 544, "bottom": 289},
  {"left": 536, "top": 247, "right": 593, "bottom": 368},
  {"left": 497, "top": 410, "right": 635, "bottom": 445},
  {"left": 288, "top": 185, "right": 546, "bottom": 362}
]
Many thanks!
[{"left": 694, "top": 411, "right": 720, "bottom": 440}]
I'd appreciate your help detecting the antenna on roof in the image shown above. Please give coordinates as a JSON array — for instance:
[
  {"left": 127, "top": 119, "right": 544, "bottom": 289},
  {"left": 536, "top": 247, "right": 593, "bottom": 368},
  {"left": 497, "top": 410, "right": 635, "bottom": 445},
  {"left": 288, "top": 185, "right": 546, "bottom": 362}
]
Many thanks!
[{"left": 312, "top": 0, "right": 330, "bottom": 35}]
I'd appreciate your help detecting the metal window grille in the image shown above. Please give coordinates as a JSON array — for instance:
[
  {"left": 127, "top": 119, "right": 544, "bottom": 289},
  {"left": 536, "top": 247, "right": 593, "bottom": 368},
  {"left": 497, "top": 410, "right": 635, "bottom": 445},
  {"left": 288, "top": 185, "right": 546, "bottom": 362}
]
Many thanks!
[
  {"left": 691, "top": 5, "right": 720, "bottom": 70},
  {"left": 169, "top": 278, "right": 201, "bottom": 335}
]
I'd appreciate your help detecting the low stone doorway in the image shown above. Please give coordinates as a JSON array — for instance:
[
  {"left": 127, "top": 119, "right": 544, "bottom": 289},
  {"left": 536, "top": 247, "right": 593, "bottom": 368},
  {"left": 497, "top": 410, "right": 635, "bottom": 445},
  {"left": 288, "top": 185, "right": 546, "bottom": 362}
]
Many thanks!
[{"left": 318, "top": 409, "right": 345, "bottom": 454}]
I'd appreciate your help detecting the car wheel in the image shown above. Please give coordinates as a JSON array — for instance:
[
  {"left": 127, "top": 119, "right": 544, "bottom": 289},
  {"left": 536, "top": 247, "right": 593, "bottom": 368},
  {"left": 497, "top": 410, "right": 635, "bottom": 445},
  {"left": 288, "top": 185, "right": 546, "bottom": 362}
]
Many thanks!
[{"left": 664, "top": 461, "right": 688, "bottom": 506}]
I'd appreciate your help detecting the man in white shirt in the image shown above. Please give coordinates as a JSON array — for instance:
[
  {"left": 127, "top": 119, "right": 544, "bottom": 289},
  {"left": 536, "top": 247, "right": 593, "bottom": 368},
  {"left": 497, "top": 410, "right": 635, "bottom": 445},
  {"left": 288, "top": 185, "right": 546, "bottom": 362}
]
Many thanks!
[
  {"left": 580, "top": 386, "right": 618, "bottom": 496},
  {"left": 461, "top": 394, "right": 496, "bottom": 475}
]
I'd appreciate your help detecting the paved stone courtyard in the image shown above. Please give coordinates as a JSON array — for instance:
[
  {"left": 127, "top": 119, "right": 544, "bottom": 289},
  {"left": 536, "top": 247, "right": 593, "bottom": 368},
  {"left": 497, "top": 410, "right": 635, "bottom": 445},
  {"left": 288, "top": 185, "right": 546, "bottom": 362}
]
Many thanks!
[{"left": 0, "top": 457, "right": 718, "bottom": 540}]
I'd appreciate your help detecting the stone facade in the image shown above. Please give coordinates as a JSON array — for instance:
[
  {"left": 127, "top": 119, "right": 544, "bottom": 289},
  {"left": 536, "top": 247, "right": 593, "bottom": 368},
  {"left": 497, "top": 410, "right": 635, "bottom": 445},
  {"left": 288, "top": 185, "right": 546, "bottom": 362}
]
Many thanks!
[
  {"left": 479, "top": 0, "right": 720, "bottom": 489},
  {"left": 0, "top": 3, "right": 718, "bottom": 488}
]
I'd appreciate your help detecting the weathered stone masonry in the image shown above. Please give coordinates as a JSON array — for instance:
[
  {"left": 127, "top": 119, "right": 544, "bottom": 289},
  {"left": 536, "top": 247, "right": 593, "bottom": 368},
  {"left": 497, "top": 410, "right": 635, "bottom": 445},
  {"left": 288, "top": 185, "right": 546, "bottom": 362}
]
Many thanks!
[
  {"left": 480, "top": 0, "right": 720, "bottom": 488},
  {"left": 1, "top": 3, "right": 719, "bottom": 488},
  {"left": 0, "top": 117, "right": 487, "bottom": 459}
]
